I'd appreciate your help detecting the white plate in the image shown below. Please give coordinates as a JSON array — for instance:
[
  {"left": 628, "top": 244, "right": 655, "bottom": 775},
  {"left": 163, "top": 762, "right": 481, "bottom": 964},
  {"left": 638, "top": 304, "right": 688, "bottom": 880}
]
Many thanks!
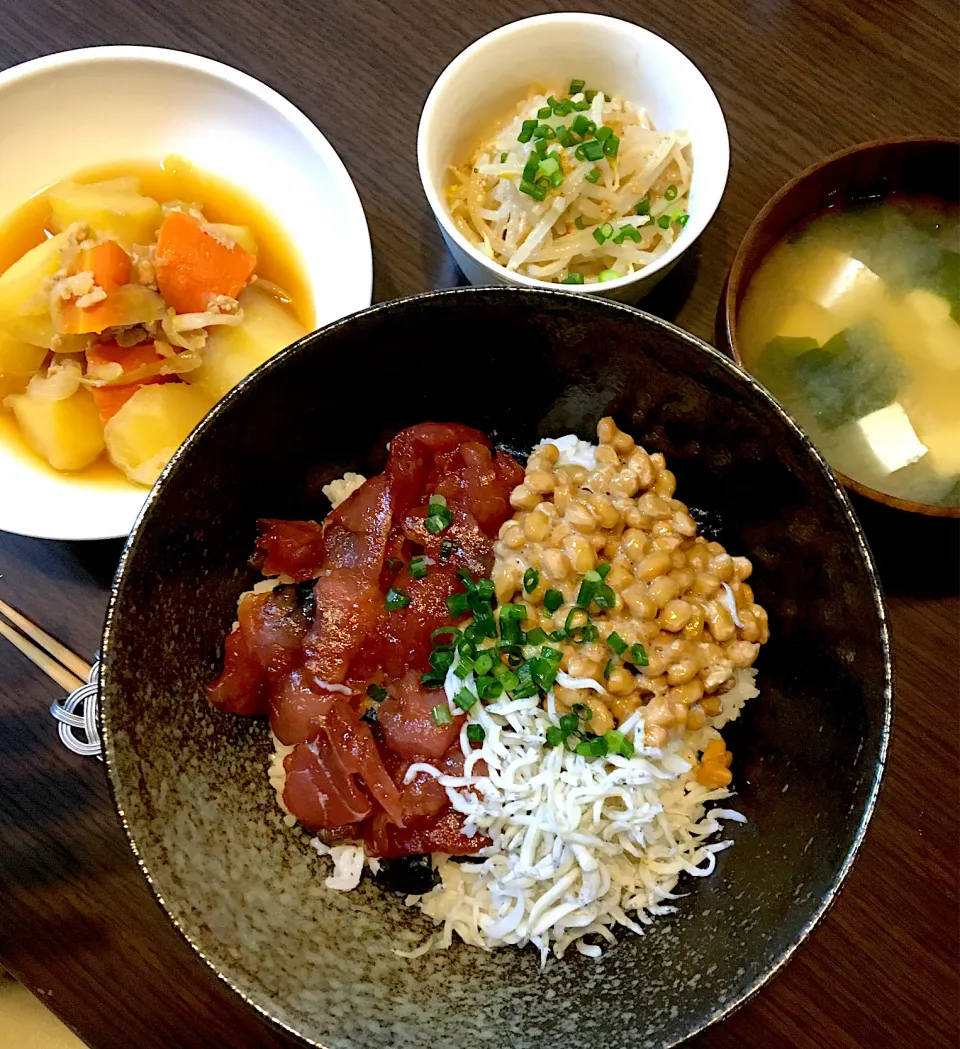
[{"left": 0, "top": 46, "right": 372, "bottom": 541}]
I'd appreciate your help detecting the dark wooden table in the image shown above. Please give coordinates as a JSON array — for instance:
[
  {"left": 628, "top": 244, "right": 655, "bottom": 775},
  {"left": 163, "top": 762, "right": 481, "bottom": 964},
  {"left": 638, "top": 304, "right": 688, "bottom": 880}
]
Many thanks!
[{"left": 1, "top": 2, "right": 957, "bottom": 1047}]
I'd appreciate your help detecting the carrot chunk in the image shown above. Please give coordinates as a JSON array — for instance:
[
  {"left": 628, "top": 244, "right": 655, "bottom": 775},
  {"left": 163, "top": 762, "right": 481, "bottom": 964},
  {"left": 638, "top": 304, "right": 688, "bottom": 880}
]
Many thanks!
[
  {"left": 154, "top": 211, "right": 256, "bottom": 314},
  {"left": 76, "top": 241, "right": 131, "bottom": 292},
  {"left": 86, "top": 341, "right": 172, "bottom": 423}
]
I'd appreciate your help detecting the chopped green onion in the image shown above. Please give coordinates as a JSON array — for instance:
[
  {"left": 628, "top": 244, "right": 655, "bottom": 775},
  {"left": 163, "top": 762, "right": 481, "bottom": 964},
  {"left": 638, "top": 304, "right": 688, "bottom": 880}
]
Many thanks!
[
  {"left": 603, "top": 658, "right": 614, "bottom": 678},
  {"left": 581, "top": 139, "right": 604, "bottom": 162},
  {"left": 559, "top": 713, "right": 580, "bottom": 736},
  {"left": 580, "top": 623, "right": 600, "bottom": 643},
  {"left": 564, "top": 606, "right": 590, "bottom": 634},
  {"left": 546, "top": 95, "right": 559, "bottom": 109},
  {"left": 475, "top": 616, "right": 498, "bottom": 639},
  {"left": 512, "top": 662, "right": 539, "bottom": 699},
  {"left": 556, "top": 125, "right": 578, "bottom": 148},
  {"left": 466, "top": 723, "right": 486, "bottom": 744},
  {"left": 429, "top": 648, "right": 454, "bottom": 673},
  {"left": 537, "top": 155, "right": 561, "bottom": 178},
  {"left": 658, "top": 214, "right": 671, "bottom": 229},
  {"left": 522, "top": 156, "right": 540, "bottom": 182},
  {"left": 473, "top": 651, "right": 494, "bottom": 676},
  {"left": 366, "top": 683, "right": 387, "bottom": 703},
  {"left": 664, "top": 184, "right": 678, "bottom": 202},
  {"left": 525, "top": 626, "right": 548, "bottom": 645},
  {"left": 500, "top": 151, "right": 508, "bottom": 163},
  {"left": 532, "top": 124, "right": 555, "bottom": 140},
  {"left": 476, "top": 577, "right": 495, "bottom": 601},
  {"left": 385, "top": 587, "right": 411, "bottom": 610},
  {"left": 386, "top": 557, "right": 403, "bottom": 573},
  {"left": 595, "top": 562, "right": 611, "bottom": 579},
  {"left": 446, "top": 592, "right": 470, "bottom": 617},
  {"left": 595, "top": 125, "right": 612, "bottom": 142},
  {"left": 537, "top": 106, "right": 552, "bottom": 119},
  {"left": 630, "top": 643, "right": 649, "bottom": 667},
  {"left": 421, "top": 669, "right": 445, "bottom": 688},
  {"left": 593, "top": 226, "right": 609, "bottom": 246},
  {"left": 572, "top": 114, "right": 592, "bottom": 136},
  {"left": 548, "top": 628, "right": 568, "bottom": 642},
  {"left": 409, "top": 556, "right": 428, "bottom": 580},
  {"left": 535, "top": 138, "right": 549, "bottom": 156},
  {"left": 431, "top": 704, "right": 452, "bottom": 726},
  {"left": 573, "top": 215, "right": 586, "bottom": 230},
  {"left": 593, "top": 582, "right": 617, "bottom": 607},
  {"left": 523, "top": 567, "right": 540, "bottom": 593},
  {"left": 554, "top": 99, "right": 573, "bottom": 117},
  {"left": 585, "top": 168, "right": 602, "bottom": 184},
  {"left": 454, "top": 658, "right": 474, "bottom": 680},
  {"left": 606, "top": 631, "right": 627, "bottom": 655},
  {"left": 544, "top": 589, "right": 564, "bottom": 613},
  {"left": 530, "top": 656, "right": 559, "bottom": 691},
  {"left": 519, "top": 179, "right": 547, "bottom": 201},
  {"left": 541, "top": 646, "right": 563, "bottom": 664},
  {"left": 576, "top": 735, "right": 609, "bottom": 757},
  {"left": 635, "top": 197, "right": 650, "bottom": 215},
  {"left": 613, "top": 224, "right": 642, "bottom": 245},
  {"left": 425, "top": 504, "right": 453, "bottom": 532},
  {"left": 598, "top": 269, "right": 622, "bottom": 283},
  {"left": 476, "top": 675, "right": 503, "bottom": 700},
  {"left": 604, "top": 729, "right": 634, "bottom": 758},
  {"left": 562, "top": 272, "right": 585, "bottom": 284},
  {"left": 569, "top": 78, "right": 586, "bottom": 94},
  {"left": 576, "top": 570, "right": 601, "bottom": 607},
  {"left": 454, "top": 688, "right": 477, "bottom": 712},
  {"left": 518, "top": 119, "right": 537, "bottom": 143},
  {"left": 499, "top": 670, "right": 519, "bottom": 693},
  {"left": 573, "top": 99, "right": 590, "bottom": 111},
  {"left": 675, "top": 212, "right": 690, "bottom": 228},
  {"left": 585, "top": 89, "right": 600, "bottom": 103},
  {"left": 602, "top": 133, "right": 620, "bottom": 158},
  {"left": 574, "top": 144, "right": 587, "bottom": 162},
  {"left": 572, "top": 701, "right": 592, "bottom": 722},
  {"left": 501, "top": 604, "right": 528, "bottom": 622},
  {"left": 546, "top": 725, "right": 565, "bottom": 747},
  {"left": 438, "top": 539, "right": 458, "bottom": 563}
]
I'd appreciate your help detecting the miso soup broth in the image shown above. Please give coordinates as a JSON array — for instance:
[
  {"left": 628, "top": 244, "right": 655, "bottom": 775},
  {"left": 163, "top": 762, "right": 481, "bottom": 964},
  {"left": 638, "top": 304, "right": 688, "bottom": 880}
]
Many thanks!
[{"left": 738, "top": 194, "right": 959, "bottom": 508}]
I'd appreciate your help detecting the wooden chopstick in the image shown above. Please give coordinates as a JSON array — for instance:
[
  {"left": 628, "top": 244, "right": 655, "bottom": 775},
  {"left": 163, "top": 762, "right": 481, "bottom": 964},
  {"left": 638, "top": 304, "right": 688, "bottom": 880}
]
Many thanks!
[
  {"left": 0, "top": 597, "right": 92, "bottom": 680},
  {"left": 0, "top": 619, "right": 86, "bottom": 693}
]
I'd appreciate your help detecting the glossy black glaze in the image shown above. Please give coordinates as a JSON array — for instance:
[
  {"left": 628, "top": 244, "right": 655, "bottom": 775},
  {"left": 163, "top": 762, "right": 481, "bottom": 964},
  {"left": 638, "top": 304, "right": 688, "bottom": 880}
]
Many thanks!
[{"left": 100, "top": 287, "right": 892, "bottom": 1049}]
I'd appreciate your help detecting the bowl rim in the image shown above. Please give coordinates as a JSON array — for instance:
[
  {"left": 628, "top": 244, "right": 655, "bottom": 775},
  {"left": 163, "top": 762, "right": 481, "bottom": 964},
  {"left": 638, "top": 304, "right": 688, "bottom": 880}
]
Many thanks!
[
  {"left": 720, "top": 135, "right": 960, "bottom": 519},
  {"left": 99, "top": 285, "right": 893, "bottom": 1049},
  {"left": 0, "top": 43, "right": 374, "bottom": 542},
  {"left": 416, "top": 12, "right": 730, "bottom": 295}
]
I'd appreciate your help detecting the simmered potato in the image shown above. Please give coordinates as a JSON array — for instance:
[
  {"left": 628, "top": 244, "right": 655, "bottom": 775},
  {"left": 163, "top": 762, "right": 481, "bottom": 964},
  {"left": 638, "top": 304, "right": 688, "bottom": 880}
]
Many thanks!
[
  {"left": 6, "top": 385, "right": 104, "bottom": 471},
  {"left": 48, "top": 180, "right": 163, "bottom": 250},
  {"left": 0, "top": 331, "right": 47, "bottom": 398},
  {"left": 187, "top": 283, "right": 306, "bottom": 401},
  {"left": 205, "top": 223, "right": 258, "bottom": 255},
  {"left": 104, "top": 382, "right": 212, "bottom": 485},
  {"left": 0, "top": 232, "right": 69, "bottom": 347}
]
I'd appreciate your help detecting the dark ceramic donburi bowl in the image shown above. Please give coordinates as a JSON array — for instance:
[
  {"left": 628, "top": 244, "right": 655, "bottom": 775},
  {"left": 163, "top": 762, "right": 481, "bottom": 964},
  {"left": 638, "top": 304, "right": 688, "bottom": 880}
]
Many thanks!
[{"left": 100, "top": 288, "right": 892, "bottom": 1049}]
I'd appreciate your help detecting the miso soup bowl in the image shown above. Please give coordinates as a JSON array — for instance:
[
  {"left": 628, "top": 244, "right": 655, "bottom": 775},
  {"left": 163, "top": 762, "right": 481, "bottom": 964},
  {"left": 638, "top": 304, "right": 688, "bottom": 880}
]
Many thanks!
[
  {"left": 720, "top": 137, "right": 960, "bottom": 519},
  {"left": 418, "top": 13, "right": 729, "bottom": 303}
]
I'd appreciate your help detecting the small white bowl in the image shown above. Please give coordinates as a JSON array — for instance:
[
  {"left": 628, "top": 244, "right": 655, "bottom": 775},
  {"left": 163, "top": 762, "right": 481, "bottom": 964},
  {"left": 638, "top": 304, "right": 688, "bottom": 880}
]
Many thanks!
[
  {"left": 418, "top": 13, "right": 729, "bottom": 303},
  {"left": 0, "top": 46, "right": 372, "bottom": 541}
]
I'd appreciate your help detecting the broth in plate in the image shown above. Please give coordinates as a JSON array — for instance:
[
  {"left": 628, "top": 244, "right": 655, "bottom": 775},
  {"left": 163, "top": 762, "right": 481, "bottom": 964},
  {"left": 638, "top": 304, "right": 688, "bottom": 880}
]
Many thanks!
[
  {"left": 738, "top": 194, "right": 959, "bottom": 509},
  {"left": 0, "top": 156, "right": 313, "bottom": 489}
]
